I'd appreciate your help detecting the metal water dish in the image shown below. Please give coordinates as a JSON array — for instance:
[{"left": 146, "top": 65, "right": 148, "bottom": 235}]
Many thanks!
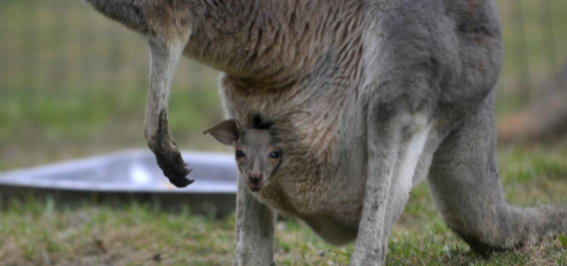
[{"left": 0, "top": 150, "right": 238, "bottom": 217}]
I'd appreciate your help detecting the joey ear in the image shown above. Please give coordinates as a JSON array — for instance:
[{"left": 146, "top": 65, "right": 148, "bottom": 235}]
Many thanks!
[{"left": 203, "top": 119, "right": 242, "bottom": 146}]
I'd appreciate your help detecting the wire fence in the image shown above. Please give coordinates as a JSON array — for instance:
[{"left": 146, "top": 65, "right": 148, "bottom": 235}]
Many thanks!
[
  {"left": 0, "top": 0, "right": 219, "bottom": 92},
  {"left": 0, "top": 0, "right": 566, "bottom": 168}
]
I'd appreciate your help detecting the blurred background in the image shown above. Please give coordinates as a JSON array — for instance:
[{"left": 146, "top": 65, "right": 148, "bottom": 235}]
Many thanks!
[
  {"left": 1, "top": 1, "right": 567, "bottom": 265},
  {"left": 0, "top": 0, "right": 566, "bottom": 171}
]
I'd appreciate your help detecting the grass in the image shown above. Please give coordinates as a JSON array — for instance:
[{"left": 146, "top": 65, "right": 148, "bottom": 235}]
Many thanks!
[
  {"left": 1, "top": 139, "right": 566, "bottom": 266},
  {"left": 1, "top": 0, "right": 567, "bottom": 265},
  {"left": 0, "top": 84, "right": 223, "bottom": 171}
]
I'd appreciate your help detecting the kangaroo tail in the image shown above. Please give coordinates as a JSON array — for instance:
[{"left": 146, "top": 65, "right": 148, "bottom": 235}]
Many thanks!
[{"left": 454, "top": 204, "right": 567, "bottom": 255}]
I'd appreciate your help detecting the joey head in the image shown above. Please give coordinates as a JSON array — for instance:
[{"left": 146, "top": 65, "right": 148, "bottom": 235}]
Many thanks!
[{"left": 204, "top": 119, "right": 283, "bottom": 192}]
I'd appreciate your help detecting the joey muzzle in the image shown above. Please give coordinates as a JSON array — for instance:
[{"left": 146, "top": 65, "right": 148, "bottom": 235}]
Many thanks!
[{"left": 246, "top": 171, "right": 265, "bottom": 191}]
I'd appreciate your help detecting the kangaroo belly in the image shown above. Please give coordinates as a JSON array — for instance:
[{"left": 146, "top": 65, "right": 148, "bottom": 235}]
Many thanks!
[
  {"left": 256, "top": 174, "right": 365, "bottom": 245},
  {"left": 253, "top": 119, "right": 367, "bottom": 244}
]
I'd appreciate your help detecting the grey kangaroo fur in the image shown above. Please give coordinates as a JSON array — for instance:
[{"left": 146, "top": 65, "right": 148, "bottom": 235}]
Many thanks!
[{"left": 84, "top": 0, "right": 567, "bottom": 265}]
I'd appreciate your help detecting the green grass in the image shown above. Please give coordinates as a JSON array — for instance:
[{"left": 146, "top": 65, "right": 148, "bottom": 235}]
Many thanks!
[
  {"left": 0, "top": 83, "right": 223, "bottom": 171},
  {"left": 1, "top": 140, "right": 566, "bottom": 266}
]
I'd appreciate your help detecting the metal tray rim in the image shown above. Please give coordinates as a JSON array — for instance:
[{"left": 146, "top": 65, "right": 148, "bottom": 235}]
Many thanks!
[{"left": 0, "top": 149, "right": 238, "bottom": 194}]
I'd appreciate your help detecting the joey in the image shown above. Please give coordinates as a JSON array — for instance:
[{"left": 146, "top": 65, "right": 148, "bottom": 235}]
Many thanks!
[{"left": 204, "top": 119, "right": 283, "bottom": 192}]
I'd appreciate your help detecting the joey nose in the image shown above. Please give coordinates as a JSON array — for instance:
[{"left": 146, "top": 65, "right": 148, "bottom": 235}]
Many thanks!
[{"left": 248, "top": 171, "right": 263, "bottom": 184}]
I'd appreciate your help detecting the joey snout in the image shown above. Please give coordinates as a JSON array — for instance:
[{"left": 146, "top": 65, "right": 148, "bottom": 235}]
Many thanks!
[{"left": 246, "top": 170, "right": 266, "bottom": 192}]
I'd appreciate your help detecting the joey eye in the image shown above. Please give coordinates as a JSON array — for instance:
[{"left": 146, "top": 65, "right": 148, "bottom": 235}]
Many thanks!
[
  {"left": 236, "top": 150, "right": 246, "bottom": 158},
  {"left": 269, "top": 151, "right": 280, "bottom": 159}
]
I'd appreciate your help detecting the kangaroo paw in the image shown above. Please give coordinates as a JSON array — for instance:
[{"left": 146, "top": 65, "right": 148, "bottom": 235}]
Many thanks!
[
  {"left": 149, "top": 110, "right": 194, "bottom": 188},
  {"left": 153, "top": 146, "right": 194, "bottom": 188}
]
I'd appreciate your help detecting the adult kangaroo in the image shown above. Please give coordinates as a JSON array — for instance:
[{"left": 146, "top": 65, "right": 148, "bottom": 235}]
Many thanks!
[{"left": 84, "top": 0, "right": 567, "bottom": 265}]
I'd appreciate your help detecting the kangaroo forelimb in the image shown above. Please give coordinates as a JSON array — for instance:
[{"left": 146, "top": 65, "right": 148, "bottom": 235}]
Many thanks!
[{"left": 144, "top": 37, "right": 193, "bottom": 187}]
